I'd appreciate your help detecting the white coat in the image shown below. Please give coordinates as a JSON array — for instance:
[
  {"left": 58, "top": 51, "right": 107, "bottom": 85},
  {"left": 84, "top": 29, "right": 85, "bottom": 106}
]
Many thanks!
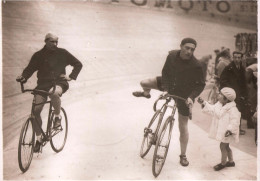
[{"left": 202, "top": 101, "right": 241, "bottom": 143}]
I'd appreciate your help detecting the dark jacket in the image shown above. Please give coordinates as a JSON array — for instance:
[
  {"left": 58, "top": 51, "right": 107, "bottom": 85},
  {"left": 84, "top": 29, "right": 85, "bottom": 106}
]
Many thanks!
[
  {"left": 22, "top": 46, "right": 83, "bottom": 91},
  {"left": 219, "top": 61, "right": 247, "bottom": 111},
  {"left": 161, "top": 50, "right": 205, "bottom": 100}
]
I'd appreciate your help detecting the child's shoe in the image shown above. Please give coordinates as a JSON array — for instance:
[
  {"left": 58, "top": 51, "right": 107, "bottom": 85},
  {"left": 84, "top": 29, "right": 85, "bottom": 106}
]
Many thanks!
[
  {"left": 214, "top": 163, "right": 226, "bottom": 171},
  {"left": 226, "top": 161, "right": 235, "bottom": 167}
]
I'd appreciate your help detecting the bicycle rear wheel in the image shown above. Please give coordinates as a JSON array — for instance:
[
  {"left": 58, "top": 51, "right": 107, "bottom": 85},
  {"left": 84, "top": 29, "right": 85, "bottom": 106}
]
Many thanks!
[
  {"left": 152, "top": 116, "right": 173, "bottom": 177},
  {"left": 18, "top": 118, "right": 35, "bottom": 173},
  {"left": 140, "top": 110, "right": 161, "bottom": 158},
  {"left": 50, "top": 107, "right": 68, "bottom": 152}
]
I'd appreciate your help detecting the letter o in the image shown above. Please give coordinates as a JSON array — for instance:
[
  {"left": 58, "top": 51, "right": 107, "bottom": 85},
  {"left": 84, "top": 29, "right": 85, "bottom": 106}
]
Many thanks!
[
  {"left": 216, "top": 1, "right": 230, "bottom": 13},
  {"left": 178, "top": 0, "right": 193, "bottom": 13},
  {"left": 131, "top": 0, "right": 147, "bottom": 6}
]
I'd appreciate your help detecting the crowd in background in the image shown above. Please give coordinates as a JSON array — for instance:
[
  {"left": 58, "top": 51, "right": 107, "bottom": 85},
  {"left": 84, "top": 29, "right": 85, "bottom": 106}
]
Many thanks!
[{"left": 199, "top": 46, "right": 258, "bottom": 145}]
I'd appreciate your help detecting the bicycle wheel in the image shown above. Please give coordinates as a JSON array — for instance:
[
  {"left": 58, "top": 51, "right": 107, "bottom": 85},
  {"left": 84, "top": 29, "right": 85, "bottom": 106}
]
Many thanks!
[
  {"left": 140, "top": 110, "right": 161, "bottom": 158},
  {"left": 50, "top": 107, "right": 68, "bottom": 152},
  {"left": 152, "top": 116, "right": 173, "bottom": 177},
  {"left": 18, "top": 118, "right": 35, "bottom": 173}
]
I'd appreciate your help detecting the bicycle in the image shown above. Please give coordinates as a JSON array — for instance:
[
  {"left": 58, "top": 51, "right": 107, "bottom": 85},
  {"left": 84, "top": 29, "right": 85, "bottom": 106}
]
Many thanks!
[
  {"left": 16, "top": 81, "right": 68, "bottom": 173},
  {"left": 207, "top": 75, "right": 220, "bottom": 104},
  {"left": 140, "top": 93, "right": 191, "bottom": 177}
]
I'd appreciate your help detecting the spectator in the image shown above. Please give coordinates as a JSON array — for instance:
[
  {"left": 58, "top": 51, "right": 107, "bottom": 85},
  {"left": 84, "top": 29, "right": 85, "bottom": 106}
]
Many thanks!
[
  {"left": 216, "top": 49, "right": 231, "bottom": 78},
  {"left": 199, "top": 54, "right": 212, "bottom": 81},
  {"left": 245, "top": 63, "right": 257, "bottom": 129},
  {"left": 220, "top": 51, "right": 248, "bottom": 135}
]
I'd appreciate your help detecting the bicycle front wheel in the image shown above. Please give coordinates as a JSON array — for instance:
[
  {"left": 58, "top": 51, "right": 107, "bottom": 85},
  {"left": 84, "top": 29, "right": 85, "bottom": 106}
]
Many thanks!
[
  {"left": 50, "top": 107, "right": 68, "bottom": 152},
  {"left": 140, "top": 110, "right": 161, "bottom": 158},
  {"left": 18, "top": 118, "right": 35, "bottom": 173},
  {"left": 152, "top": 116, "right": 174, "bottom": 177}
]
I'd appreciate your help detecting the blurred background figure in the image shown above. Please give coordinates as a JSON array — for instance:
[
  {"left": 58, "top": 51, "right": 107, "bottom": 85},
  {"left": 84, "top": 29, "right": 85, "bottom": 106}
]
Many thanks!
[
  {"left": 199, "top": 54, "right": 212, "bottom": 81},
  {"left": 245, "top": 63, "right": 257, "bottom": 129},
  {"left": 216, "top": 48, "right": 231, "bottom": 78}
]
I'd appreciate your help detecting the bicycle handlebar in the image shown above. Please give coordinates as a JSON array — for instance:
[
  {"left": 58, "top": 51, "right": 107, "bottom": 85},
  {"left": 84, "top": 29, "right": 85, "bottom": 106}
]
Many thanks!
[
  {"left": 153, "top": 93, "right": 192, "bottom": 119},
  {"left": 19, "top": 82, "right": 56, "bottom": 96}
]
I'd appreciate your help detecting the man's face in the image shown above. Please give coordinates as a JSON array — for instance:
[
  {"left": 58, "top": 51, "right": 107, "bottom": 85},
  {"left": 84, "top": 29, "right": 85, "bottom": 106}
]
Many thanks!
[
  {"left": 180, "top": 43, "right": 196, "bottom": 60},
  {"left": 45, "top": 37, "right": 58, "bottom": 51},
  {"left": 233, "top": 53, "right": 242, "bottom": 65}
]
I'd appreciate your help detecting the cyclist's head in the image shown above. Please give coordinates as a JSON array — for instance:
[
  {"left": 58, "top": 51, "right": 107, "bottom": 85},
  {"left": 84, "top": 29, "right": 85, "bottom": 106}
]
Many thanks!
[
  {"left": 45, "top": 33, "right": 59, "bottom": 51},
  {"left": 180, "top": 38, "right": 197, "bottom": 60}
]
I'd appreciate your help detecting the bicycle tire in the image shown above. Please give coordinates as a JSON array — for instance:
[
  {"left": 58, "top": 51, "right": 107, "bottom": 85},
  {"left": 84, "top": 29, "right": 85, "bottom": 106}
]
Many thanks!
[
  {"left": 140, "top": 110, "right": 161, "bottom": 158},
  {"left": 152, "top": 116, "right": 173, "bottom": 177},
  {"left": 50, "top": 107, "right": 68, "bottom": 152},
  {"left": 18, "top": 118, "right": 35, "bottom": 173}
]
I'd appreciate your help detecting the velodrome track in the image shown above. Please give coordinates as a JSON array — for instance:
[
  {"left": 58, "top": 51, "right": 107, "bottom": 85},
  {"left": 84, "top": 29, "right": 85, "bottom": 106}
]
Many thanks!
[{"left": 2, "top": 1, "right": 257, "bottom": 180}]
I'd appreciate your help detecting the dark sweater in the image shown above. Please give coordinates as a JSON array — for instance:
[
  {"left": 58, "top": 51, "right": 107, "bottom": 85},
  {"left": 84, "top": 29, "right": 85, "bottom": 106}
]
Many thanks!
[
  {"left": 162, "top": 50, "right": 205, "bottom": 100},
  {"left": 22, "top": 46, "right": 82, "bottom": 90},
  {"left": 220, "top": 61, "right": 247, "bottom": 111}
]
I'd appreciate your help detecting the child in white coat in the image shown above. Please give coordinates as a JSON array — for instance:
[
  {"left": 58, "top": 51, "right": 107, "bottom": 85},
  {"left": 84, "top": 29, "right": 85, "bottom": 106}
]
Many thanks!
[{"left": 197, "top": 87, "right": 241, "bottom": 171}]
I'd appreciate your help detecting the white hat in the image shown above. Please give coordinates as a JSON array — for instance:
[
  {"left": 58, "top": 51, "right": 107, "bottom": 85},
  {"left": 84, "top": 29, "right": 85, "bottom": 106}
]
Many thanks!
[
  {"left": 220, "top": 87, "right": 236, "bottom": 101},
  {"left": 45, "top": 33, "right": 58, "bottom": 41}
]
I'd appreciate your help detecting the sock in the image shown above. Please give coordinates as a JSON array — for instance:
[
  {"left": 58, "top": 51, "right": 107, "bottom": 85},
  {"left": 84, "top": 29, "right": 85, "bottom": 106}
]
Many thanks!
[
  {"left": 55, "top": 114, "right": 61, "bottom": 118},
  {"left": 37, "top": 135, "right": 42, "bottom": 142}
]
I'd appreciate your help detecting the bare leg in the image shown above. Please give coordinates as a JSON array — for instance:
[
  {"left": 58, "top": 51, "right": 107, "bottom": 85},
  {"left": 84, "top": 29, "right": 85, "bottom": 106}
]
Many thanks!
[
  {"left": 140, "top": 77, "right": 159, "bottom": 95},
  {"left": 178, "top": 113, "right": 189, "bottom": 155},
  {"left": 226, "top": 144, "right": 234, "bottom": 162},
  {"left": 34, "top": 94, "right": 47, "bottom": 136},
  {"left": 133, "top": 77, "right": 159, "bottom": 98},
  {"left": 220, "top": 142, "right": 228, "bottom": 165},
  {"left": 49, "top": 86, "right": 63, "bottom": 116}
]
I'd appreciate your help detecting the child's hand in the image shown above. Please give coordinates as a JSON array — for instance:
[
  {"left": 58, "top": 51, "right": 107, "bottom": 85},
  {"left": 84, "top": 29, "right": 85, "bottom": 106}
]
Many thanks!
[
  {"left": 197, "top": 97, "right": 204, "bottom": 104},
  {"left": 225, "top": 130, "right": 232, "bottom": 137}
]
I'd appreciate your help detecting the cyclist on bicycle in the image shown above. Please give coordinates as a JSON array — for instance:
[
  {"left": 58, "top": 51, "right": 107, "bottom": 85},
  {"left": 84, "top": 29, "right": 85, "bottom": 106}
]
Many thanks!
[
  {"left": 16, "top": 33, "right": 83, "bottom": 152},
  {"left": 133, "top": 38, "right": 205, "bottom": 166}
]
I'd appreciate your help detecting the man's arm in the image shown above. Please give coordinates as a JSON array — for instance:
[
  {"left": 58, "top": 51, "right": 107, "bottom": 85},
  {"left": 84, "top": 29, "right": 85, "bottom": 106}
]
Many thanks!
[
  {"left": 21, "top": 53, "right": 39, "bottom": 80},
  {"left": 65, "top": 50, "right": 83, "bottom": 80},
  {"left": 189, "top": 66, "right": 206, "bottom": 101}
]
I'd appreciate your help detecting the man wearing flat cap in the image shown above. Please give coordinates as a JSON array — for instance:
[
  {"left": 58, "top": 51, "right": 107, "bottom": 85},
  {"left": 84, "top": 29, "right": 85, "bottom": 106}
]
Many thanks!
[
  {"left": 220, "top": 51, "right": 248, "bottom": 135},
  {"left": 133, "top": 37, "right": 205, "bottom": 166},
  {"left": 16, "top": 33, "right": 83, "bottom": 152}
]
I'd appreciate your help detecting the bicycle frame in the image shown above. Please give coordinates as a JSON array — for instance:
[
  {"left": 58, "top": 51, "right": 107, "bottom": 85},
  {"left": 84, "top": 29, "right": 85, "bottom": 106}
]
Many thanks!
[
  {"left": 30, "top": 95, "right": 54, "bottom": 144},
  {"left": 152, "top": 99, "right": 170, "bottom": 137}
]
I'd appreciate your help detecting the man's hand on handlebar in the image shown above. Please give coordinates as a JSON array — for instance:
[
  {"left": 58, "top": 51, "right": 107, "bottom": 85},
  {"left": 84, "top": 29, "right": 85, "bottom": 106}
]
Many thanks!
[
  {"left": 60, "top": 74, "right": 72, "bottom": 81},
  {"left": 16, "top": 75, "right": 27, "bottom": 83}
]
